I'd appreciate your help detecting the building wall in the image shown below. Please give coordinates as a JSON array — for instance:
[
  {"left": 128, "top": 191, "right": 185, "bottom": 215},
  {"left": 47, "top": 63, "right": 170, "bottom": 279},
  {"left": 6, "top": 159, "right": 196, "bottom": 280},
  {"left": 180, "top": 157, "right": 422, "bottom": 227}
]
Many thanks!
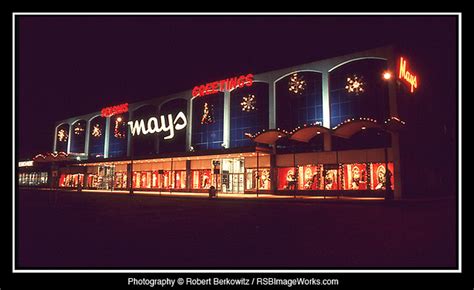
[{"left": 53, "top": 46, "right": 396, "bottom": 158}]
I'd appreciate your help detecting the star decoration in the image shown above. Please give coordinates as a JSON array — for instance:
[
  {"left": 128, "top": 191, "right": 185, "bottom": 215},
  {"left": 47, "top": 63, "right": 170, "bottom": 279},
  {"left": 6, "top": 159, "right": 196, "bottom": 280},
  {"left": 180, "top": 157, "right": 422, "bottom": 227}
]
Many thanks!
[
  {"left": 241, "top": 94, "right": 256, "bottom": 112},
  {"left": 345, "top": 75, "right": 365, "bottom": 95},
  {"left": 288, "top": 73, "right": 306, "bottom": 94}
]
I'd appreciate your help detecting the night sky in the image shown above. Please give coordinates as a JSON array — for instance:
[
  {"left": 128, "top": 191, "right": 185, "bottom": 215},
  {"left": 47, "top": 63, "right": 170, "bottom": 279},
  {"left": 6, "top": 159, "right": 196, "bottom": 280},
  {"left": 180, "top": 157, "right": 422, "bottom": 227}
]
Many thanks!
[{"left": 16, "top": 15, "right": 458, "bottom": 160}]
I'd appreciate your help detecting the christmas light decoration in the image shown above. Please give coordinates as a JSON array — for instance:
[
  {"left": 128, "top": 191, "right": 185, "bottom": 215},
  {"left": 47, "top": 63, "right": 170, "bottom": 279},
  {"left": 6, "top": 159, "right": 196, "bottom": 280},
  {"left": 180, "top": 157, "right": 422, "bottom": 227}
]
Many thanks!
[
  {"left": 345, "top": 75, "right": 365, "bottom": 95},
  {"left": 200, "top": 102, "right": 214, "bottom": 124},
  {"left": 92, "top": 123, "right": 102, "bottom": 137},
  {"left": 288, "top": 73, "right": 306, "bottom": 94},
  {"left": 241, "top": 94, "right": 256, "bottom": 112},
  {"left": 114, "top": 116, "right": 126, "bottom": 138},
  {"left": 58, "top": 129, "right": 68, "bottom": 142},
  {"left": 74, "top": 122, "right": 84, "bottom": 135}
]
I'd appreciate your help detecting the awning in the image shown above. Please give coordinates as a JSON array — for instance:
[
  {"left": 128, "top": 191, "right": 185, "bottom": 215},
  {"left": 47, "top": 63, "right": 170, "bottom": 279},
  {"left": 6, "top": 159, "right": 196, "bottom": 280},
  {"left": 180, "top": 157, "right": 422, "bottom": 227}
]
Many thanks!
[
  {"left": 384, "top": 116, "right": 406, "bottom": 132},
  {"left": 33, "top": 152, "right": 70, "bottom": 162},
  {"left": 332, "top": 118, "right": 381, "bottom": 139},
  {"left": 245, "top": 130, "right": 288, "bottom": 145},
  {"left": 289, "top": 124, "right": 331, "bottom": 143}
]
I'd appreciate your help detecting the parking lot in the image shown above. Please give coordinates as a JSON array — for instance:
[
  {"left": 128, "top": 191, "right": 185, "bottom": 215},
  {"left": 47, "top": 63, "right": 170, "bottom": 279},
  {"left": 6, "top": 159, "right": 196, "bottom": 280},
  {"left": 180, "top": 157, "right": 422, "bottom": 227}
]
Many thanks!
[{"left": 17, "top": 189, "right": 457, "bottom": 269}]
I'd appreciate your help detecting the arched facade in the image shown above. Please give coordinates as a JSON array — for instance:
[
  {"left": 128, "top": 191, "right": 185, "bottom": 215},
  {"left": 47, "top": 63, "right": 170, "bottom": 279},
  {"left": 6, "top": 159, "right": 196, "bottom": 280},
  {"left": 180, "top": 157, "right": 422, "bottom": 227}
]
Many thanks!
[
  {"left": 191, "top": 92, "right": 224, "bottom": 151},
  {"left": 230, "top": 82, "right": 269, "bottom": 148},
  {"left": 159, "top": 98, "right": 188, "bottom": 154},
  {"left": 88, "top": 115, "right": 106, "bottom": 158},
  {"left": 329, "top": 59, "right": 390, "bottom": 128},
  {"left": 131, "top": 104, "right": 159, "bottom": 157},
  {"left": 70, "top": 119, "right": 86, "bottom": 153},
  {"left": 55, "top": 123, "right": 69, "bottom": 152},
  {"left": 108, "top": 112, "right": 129, "bottom": 158},
  {"left": 275, "top": 71, "right": 323, "bottom": 131}
]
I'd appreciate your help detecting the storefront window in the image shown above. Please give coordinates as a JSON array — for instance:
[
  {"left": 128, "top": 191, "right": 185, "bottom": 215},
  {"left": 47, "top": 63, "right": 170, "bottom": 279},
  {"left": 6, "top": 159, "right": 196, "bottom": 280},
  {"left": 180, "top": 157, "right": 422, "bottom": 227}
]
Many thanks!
[
  {"left": 245, "top": 168, "right": 271, "bottom": 190},
  {"left": 323, "top": 167, "right": 339, "bottom": 190},
  {"left": 342, "top": 163, "right": 368, "bottom": 190},
  {"left": 191, "top": 170, "right": 211, "bottom": 189},
  {"left": 297, "top": 165, "right": 323, "bottom": 190},
  {"left": 174, "top": 171, "right": 187, "bottom": 189},
  {"left": 370, "top": 162, "right": 394, "bottom": 191},
  {"left": 277, "top": 167, "right": 297, "bottom": 190},
  {"left": 114, "top": 172, "right": 127, "bottom": 189},
  {"left": 59, "top": 173, "right": 84, "bottom": 187},
  {"left": 18, "top": 172, "right": 48, "bottom": 186},
  {"left": 132, "top": 170, "right": 183, "bottom": 189}
]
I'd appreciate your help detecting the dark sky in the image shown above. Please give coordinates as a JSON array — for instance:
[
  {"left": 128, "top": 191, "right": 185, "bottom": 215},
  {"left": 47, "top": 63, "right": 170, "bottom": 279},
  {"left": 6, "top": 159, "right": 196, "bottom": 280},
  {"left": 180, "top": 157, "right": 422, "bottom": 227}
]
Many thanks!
[{"left": 16, "top": 15, "right": 458, "bottom": 159}]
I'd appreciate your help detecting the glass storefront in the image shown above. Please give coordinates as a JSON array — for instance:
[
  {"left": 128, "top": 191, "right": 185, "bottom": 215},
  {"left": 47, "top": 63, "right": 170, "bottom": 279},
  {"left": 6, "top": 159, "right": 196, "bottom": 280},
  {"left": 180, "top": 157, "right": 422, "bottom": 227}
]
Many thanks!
[
  {"left": 191, "top": 169, "right": 212, "bottom": 189},
  {"left": 297, "top": 165, "right": 323, "bottom": 190},
  {"left": 114, "top": 172, "right": 128, "bottom": 189},
  {"left": 49, "top": 157, "right": 394, "bottom": 194},
  {"left": 220, "top": 158, "right": 244, "bottom": 193},
  {"left": 245, "top": 168, "right": 271, "bottom": 191},
  {"left": 87, "top": 165, "right": 114, "bottom": 189},
  {"left": 59, "top": 173, "right": 84, "bottom": 188},
  {"left": 277, "top": 162, "right": 394, "bottom": 191},
  {"left": 18, "top": 172, "right": 48, "bottom": 186},
  {"left": 128, "top": 170, "right": 187, "bottom": 190}
]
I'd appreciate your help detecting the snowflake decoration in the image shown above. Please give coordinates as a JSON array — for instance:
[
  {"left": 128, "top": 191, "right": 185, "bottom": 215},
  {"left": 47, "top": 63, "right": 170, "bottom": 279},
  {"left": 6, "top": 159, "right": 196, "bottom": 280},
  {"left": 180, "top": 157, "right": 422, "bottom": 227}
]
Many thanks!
[
  {"left": 114, "top": 116, "right": 126, "bottom": 138},
  {"left": 74, "top": 123, "right": 84, "bottom": 135},
  {"left": 58, "top": 129, "right": 68, "bottom": 142},
  {"left": 201, "top": 102, "right": 215, "bottom": 124},
  {"left": 345, "top": 75, "right": 365, "bottom": 95},
  {"left": 241, "top": 94, "right": 256, "bottom": 112},
  {"left": 288, "top": 73, "right": 306, "bottom": 94},
  {"left": 92, "top": 123, "right": 102, "bottom": 137}
]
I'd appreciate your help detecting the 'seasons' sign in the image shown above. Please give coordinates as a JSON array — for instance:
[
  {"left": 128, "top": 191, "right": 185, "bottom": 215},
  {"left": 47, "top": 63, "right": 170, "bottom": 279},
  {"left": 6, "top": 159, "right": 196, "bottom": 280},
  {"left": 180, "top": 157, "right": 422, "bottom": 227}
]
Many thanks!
[{"left": 128, "top": 112, "right": 187, "bottom": 140}]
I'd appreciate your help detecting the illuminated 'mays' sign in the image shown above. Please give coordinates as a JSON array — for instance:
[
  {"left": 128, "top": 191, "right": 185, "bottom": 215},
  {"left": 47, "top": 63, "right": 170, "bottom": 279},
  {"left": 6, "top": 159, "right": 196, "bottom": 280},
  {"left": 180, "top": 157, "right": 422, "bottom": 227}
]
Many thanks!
[{"left": 128, "top": 112, "right": 187, "bottom": 140}]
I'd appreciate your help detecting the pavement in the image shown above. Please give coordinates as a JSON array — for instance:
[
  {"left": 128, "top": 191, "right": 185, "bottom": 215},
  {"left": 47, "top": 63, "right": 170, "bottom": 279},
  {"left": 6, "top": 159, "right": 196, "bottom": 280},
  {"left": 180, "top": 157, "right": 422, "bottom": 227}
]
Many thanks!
[{"left": 16, "top": 188, "right": 458, "bottom": 269}]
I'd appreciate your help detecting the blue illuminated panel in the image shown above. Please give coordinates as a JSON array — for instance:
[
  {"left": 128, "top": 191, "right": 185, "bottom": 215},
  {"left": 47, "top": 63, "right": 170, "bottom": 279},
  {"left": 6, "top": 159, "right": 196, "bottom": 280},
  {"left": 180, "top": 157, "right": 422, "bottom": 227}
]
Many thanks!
[
  {"left": 192, "top": 93, "right": 224, "bottom": 151},
  {"left": 230, "top": 82, "right": 269, "bottom": 148}
]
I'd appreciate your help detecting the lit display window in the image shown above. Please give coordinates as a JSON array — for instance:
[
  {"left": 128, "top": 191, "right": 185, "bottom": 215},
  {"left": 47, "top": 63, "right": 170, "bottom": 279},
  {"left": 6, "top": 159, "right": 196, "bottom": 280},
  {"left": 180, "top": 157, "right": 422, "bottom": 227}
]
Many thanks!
[
  {"left": 297, "top": 165, "right": 323, "bottom": 190},
  {"left": 370, "top": 162, "right": 394, "bottom": 191},
  {"left": 323, "top": 167, "right": 339, "bottom": 190},
  {"left": 59, "top": 173, "right": 84, "bottom": 188},
  {"left": 277, "top": 167, "right": 297, "bottom": 190},
  {"left": 114, "top": 172, "right": 127, "bottom": 188},
  {"left": 18, "top": 172, "right": 48, "bottom": 186},
  {"left": 174, "top": 171, "right": 187, "bottom": 189},
  {"left": 191, "top": 170, "right": 212, "bottom": 189},
  {"left": 245, "top": 168, "right": 271, "bottom": 190},
  {"left": 342, "top": 163, "right": 368, "bottom": 190}
]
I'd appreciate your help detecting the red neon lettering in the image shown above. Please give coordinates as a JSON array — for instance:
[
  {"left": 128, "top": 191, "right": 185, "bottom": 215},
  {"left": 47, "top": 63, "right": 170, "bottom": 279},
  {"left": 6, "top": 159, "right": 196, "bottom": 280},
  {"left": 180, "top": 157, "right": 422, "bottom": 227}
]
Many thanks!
[
  {"left": 205, "top": 83, "right": 213, "bottom": 95},
  {"left": 228, "top": 77, "right": 238, "bottom": 91},
  {"left": 101, "top": 103, "right": 128, "bottom": 117},
  {"left": 211, "top": 81, "right": 219, "bottom": 93},
  {"left": 199, "top": 85, "right": 206, "bottom": 97},
  {"left": 192, "top": 86, "right": 200, "bottom": 97},
  {"left": 192, "top": 73, "right": 254, "bottom": 97},
  {"left": 245, "top": 73, "right": 254, "bottom": 87},
  {"left": 219, "top": 80, "right": 227, "bottom": 91},
  {"left": 398, "top": 57, "right": 418, "bottom": 93},
  {"left": 237, "top": 76, "right": 246, "bottom": 88}
]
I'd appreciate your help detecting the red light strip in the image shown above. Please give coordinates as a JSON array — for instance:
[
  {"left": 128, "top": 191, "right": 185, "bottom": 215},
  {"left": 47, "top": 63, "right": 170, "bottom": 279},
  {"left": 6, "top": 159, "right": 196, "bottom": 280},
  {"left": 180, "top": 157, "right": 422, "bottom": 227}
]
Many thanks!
[{"left": 101, "top": 103, "right": 129, "bottom": 117}]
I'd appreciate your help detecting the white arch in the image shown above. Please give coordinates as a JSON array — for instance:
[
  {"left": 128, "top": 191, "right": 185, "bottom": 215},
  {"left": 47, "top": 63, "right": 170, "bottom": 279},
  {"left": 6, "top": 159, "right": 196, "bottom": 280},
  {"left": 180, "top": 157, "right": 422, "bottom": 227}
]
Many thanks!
[
  {"left": 88, "top": 114, "right": 102, "bottom": 123},
  {"left": 70, "top": 118, "right": 87, "bottom": 126},
  {"left": 131, "top": 103, "right": 158, "bottom": 114},
  {"left": 159, "top": 97, "right": 188, "bottom": 111},
  {"left": 274, "top": 69, "right": 323, "bottom": 84},
  {"left": 54, "top": 122, "right": 69, "bottom": 131},
  {"left": 328, "top": 57, "right": 387, "bottom": 72}
]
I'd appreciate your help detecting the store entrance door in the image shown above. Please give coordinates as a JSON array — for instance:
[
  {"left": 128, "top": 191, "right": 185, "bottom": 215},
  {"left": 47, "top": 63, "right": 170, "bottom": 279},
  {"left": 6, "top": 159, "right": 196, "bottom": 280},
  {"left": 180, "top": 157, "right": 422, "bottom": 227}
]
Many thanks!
[
  {"left": 220, "top": 158, "right": 245, "bottom": 193},
  {"left": 97, "top": 165, "right": 115, "bottom": 190}
]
